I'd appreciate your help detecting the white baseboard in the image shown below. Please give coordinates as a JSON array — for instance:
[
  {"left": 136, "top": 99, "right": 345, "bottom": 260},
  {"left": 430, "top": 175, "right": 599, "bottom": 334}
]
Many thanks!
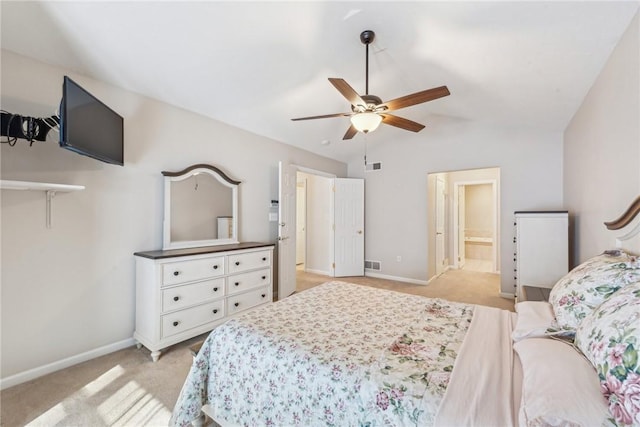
[
  {"left": 365, "top": 271, "right": 429, "bottom": 286},
  {"left": 305, "top": 268, "right": 332, "bottom": 276},
  {"left": 0, "top": 337, "right": 136, "bottom": 390},
  {"left": 500, "top": 292, "right": 515, "bottom": 300}
]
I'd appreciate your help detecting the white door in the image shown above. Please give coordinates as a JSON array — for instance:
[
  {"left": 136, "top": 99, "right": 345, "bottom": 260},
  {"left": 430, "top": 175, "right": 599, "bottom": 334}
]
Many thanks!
[
  {"left": 333, "top": 178, "right": 365, "bottom": 277},
  {"left": 296, "top": 180, "right": 306, "bottom": 265},
  {"left": 435, "top": 177, "right": 446, "bottom": 276},
  {"left": 278, "top": 161, "right": 297, "bottom": 299},
  {"left": 457, "top": 185, "right": 466, "bottom": 269}
]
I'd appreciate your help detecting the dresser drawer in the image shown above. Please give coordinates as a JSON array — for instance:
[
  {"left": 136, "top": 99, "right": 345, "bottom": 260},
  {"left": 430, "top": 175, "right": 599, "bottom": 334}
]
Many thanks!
[
  {"left": 228, "top": 250, "right": 271, "bottom": 274},
  {"left": 161, "top": 300, "right": 225, "bottom": 339},
  {"left": 227, "top": 286, "right": 271, "bottom": 316},
  {"left": 162, "top": 256, "right": 225, "bottom": 286},
  {"left": 162, "top": 278, "right": 225, "bottom": 313},
  {"left": 227, "top": 268, "right": 271, "bottom": 295}
]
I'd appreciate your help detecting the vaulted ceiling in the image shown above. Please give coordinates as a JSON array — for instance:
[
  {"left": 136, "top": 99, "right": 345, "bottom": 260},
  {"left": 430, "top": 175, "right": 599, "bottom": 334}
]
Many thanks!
[{"left": 2, "top": 1, "right": 638, "bottom": 163}]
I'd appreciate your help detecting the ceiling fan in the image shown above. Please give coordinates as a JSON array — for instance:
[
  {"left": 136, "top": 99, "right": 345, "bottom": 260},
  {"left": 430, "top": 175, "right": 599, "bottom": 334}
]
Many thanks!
[{"left": 292, "top": 30, "right": 450, "bottom": 140}]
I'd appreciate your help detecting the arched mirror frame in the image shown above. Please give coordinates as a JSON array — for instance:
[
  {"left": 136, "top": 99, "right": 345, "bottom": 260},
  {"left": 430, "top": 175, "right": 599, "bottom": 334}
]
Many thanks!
[{"left": 162, "top": 164, "right": 240, "bottom": 250}]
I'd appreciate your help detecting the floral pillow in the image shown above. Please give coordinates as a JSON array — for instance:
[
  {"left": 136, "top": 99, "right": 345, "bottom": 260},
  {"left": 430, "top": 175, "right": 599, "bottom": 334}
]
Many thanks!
[
  {"left": 575, "top": 281, "right": 640, "bottom": 427},
  {"left": 549, "top": 250, "right": 640, "bottom": 331}
]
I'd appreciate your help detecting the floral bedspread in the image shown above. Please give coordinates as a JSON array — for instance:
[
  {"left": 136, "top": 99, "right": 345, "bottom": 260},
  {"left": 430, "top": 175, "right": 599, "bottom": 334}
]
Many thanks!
[{"left": 170, "top": 281, "right": 474, "bottom": 427}]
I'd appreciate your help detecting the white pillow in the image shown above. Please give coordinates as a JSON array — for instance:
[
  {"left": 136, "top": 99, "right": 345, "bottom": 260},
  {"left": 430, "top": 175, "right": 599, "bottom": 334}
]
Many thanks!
[
  {"left": 549, "top": 250, "right": 640, "bottom": 331},
  {"left": 514, "top": 338, "right": 610, "bottom": 427},
  {"left": 512, "top": 301, "right": 557, "bottom": 342}
]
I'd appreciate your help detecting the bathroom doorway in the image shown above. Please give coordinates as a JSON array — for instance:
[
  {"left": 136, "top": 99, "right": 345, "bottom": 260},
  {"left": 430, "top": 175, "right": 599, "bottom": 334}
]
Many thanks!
[
  {"left": 454, "top": 181, "right": 497, "bottom": 273},
  {"left": 427, "top": 167, "right": 501, "bottom": 281}
]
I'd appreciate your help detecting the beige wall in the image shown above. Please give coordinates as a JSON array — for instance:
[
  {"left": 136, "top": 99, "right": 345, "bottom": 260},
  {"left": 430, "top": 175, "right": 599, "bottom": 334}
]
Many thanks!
[
  {"left": 352, "top": 124, "right": 562, "bottom": 295},
  {"left": 564, "top": 12, "right": 640, "bottom": 264},
  {"left": 0, "top": 50, "right": 346, "bottom": 384}
]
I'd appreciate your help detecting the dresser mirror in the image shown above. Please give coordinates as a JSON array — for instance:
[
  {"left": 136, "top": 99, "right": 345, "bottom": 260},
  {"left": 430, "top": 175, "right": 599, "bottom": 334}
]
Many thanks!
[{"left": 162, "top": 164, "right": 240, "bottom": 250}]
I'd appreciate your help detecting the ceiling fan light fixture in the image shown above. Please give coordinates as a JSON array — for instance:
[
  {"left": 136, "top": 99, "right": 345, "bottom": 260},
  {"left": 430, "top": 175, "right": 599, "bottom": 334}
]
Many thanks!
[{"left": 350, "top": 112, "right": 382, "bottom": 133}]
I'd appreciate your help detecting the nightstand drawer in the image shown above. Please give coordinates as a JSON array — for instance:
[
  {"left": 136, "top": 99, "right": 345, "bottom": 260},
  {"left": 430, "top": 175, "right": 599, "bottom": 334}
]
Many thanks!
[
  {"left": 228, "top": 250, "right": 271, "bottom": 274},
  {"left": 227, "top": 286, "right": 271, "bottom": 315},
  {"left": 161, "top": 300, "right": 225, "bottom": 339},
  {"left": 162, "top": 278, "right": 225, "bottom": 313},
  {"left": 226, "top": 268, "right": 271, "bottom": 295},
  {"left": 162, "top": 256, "right": 225, "bottom": 286}
]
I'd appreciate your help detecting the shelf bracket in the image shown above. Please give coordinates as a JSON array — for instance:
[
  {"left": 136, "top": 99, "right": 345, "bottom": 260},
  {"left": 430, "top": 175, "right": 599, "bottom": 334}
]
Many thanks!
[
  {"left": 0, "top": 180, "right": 84, "bottom": 229},
  {"left": 46, "top": 190, "right": 57, "bottom": 229}
]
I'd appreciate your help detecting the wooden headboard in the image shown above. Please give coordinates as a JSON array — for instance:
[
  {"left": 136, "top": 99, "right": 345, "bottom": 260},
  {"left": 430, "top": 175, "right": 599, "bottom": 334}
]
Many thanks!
[{"left": 605, "top": 195, "right": 640, "bottom": 254}]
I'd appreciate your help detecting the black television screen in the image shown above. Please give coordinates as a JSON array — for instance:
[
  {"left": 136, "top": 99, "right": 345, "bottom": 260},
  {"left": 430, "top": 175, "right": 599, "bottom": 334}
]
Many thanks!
[{"left": 60, "top": 76, "right": 124, "bottom": 166}]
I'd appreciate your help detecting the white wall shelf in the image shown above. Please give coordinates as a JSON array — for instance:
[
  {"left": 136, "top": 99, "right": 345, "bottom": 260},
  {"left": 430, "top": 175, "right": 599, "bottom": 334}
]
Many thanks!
[
  {"left": 0, "top": 179, "right": 85, "bottom": 228},
  {"left": 0, "top": 180, "right": 85, "bottom": 192}
]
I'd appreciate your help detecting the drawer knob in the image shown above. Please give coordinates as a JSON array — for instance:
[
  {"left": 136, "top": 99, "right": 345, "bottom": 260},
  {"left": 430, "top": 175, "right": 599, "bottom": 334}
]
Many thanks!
[
  {"left": 212, "top": 309, "right": 218, "bottom": 314},
  {"left": 235, "top": 282, "right": 239, "bottom": 286},
  {"left": 235, "top": 261, "right": 240, "bottom": 266},
  {"left": 261, "top": 293, "right": 266, "bottom": 298},
  {"left": 262, "top": 257, "right": 267, "bottom": 261},
  {"left": 213, "top": 265, "right": 219, "bottom": 270},
  {"left": 173, "top": 271, "right": 180, "bottom": 276},
  {"left": 173, "top": 321, "right": 179, "bottom": 327},
  {"left": 234, "top": 302, "right": 239, "bottom": 307},
  {"left": 262, "top": 276, "right": 266, "bottom": 280},
  {"left": 173, "top": 296, "right": 180, "bottom": 302},
  {"left": 213, "top": 287, "right": 218, "bottom": 292}
]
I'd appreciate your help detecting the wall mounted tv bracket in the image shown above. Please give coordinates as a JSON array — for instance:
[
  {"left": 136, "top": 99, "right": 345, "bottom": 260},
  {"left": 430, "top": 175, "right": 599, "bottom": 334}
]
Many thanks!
[{"left": 1, "top": 111, "right": 60, "bottom": 143}]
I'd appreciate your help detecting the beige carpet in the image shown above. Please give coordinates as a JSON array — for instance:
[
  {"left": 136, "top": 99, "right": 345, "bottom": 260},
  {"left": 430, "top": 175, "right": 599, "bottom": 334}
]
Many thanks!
[
  {"left": 297, "top": 268, "right": 514, "bottom": 311},
  {"left": 1, "top": 269, "right": 511, "bottom": 426},
  {"left": 0, "top": 334, "right": 206, "bottom": 427}
]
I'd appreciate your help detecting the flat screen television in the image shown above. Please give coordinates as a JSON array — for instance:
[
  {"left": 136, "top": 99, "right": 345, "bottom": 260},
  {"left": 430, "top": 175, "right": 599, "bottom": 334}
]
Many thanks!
[{"left": 59, "top": 76, "right": 124, "bottom": 166}]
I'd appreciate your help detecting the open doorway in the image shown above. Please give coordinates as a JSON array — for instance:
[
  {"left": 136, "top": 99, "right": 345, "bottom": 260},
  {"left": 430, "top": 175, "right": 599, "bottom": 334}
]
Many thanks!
[
  {"left": 295, "top": 171, "right": 333, "bottom": 276},
  {"left": 454, "top": 181, "right": 498, "bottom": 273},
  {"left": 427, "top": 167, "right": 501, "bottom": 286},
  {"left": 277, "top": 162, "right": 365, "bottom": 299}
]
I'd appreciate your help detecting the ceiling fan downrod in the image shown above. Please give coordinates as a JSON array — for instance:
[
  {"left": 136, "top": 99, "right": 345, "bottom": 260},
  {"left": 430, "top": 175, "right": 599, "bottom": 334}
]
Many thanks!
[{"left": 360, "top": 30, "right": 375, "bottom": 96}]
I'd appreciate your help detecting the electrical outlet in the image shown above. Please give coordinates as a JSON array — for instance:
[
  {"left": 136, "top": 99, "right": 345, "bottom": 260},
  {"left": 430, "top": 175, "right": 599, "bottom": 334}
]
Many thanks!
[{"left": 396, "top": 256, "right": 402, "bottom": 262}]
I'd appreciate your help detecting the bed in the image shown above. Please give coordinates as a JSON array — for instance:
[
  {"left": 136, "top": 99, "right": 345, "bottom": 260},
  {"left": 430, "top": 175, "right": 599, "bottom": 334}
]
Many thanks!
[{"left": 170, "top": 197, "right": 640, "bottom": 427}]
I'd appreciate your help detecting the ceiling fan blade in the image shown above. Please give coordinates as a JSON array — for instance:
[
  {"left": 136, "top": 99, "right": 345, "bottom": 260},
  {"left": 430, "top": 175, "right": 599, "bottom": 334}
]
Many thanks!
[
  {"left": 328, "top": 78, "right": 367, "bottom": 107},
  {"left": 343, "top": 124, "right": 358, "bottom": 140},
  {"left": 380, "top": 86, "right": 450, "bottom": 112},
  {"left": 381, "top": 114, "right": 425, "bottom": 132},
  {"left": 291, "top": 112, "right": 351, "bottom": 121}
]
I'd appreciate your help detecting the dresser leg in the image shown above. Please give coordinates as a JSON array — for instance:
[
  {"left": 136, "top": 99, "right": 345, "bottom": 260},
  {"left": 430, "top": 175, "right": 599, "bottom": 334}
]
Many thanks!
[{"left": 150, "top": 350, "right": 161, "bottom": 362}]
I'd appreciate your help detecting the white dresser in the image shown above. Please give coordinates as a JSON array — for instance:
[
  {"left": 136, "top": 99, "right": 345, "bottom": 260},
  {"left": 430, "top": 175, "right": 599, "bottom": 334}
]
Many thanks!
[
  {"left": 514, "top": 211, "right": 568, "bottom": 302},
  {"left": 133, "top": 242, "right": 274, "bottom": 361}
]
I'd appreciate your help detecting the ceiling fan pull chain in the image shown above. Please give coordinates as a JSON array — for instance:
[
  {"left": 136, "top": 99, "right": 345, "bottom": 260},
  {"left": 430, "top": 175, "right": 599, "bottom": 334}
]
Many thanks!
[{"left": 364, "top": 135, "right": 368, "bottom": 166}]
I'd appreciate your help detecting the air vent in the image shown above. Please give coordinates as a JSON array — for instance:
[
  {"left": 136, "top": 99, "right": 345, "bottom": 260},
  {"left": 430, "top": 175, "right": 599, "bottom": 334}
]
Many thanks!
[
  {"left": 364, "top": 162, "right": 382, "bottom": 172},
  {"left": 364, "top": 260, "right": 381, "bottom": 271}
]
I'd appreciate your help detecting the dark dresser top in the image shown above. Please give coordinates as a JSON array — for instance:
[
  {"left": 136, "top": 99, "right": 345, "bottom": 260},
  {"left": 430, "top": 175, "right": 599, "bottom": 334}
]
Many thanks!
[{"left": 134, "top": 242, "right": 274, "bottom": 260}]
